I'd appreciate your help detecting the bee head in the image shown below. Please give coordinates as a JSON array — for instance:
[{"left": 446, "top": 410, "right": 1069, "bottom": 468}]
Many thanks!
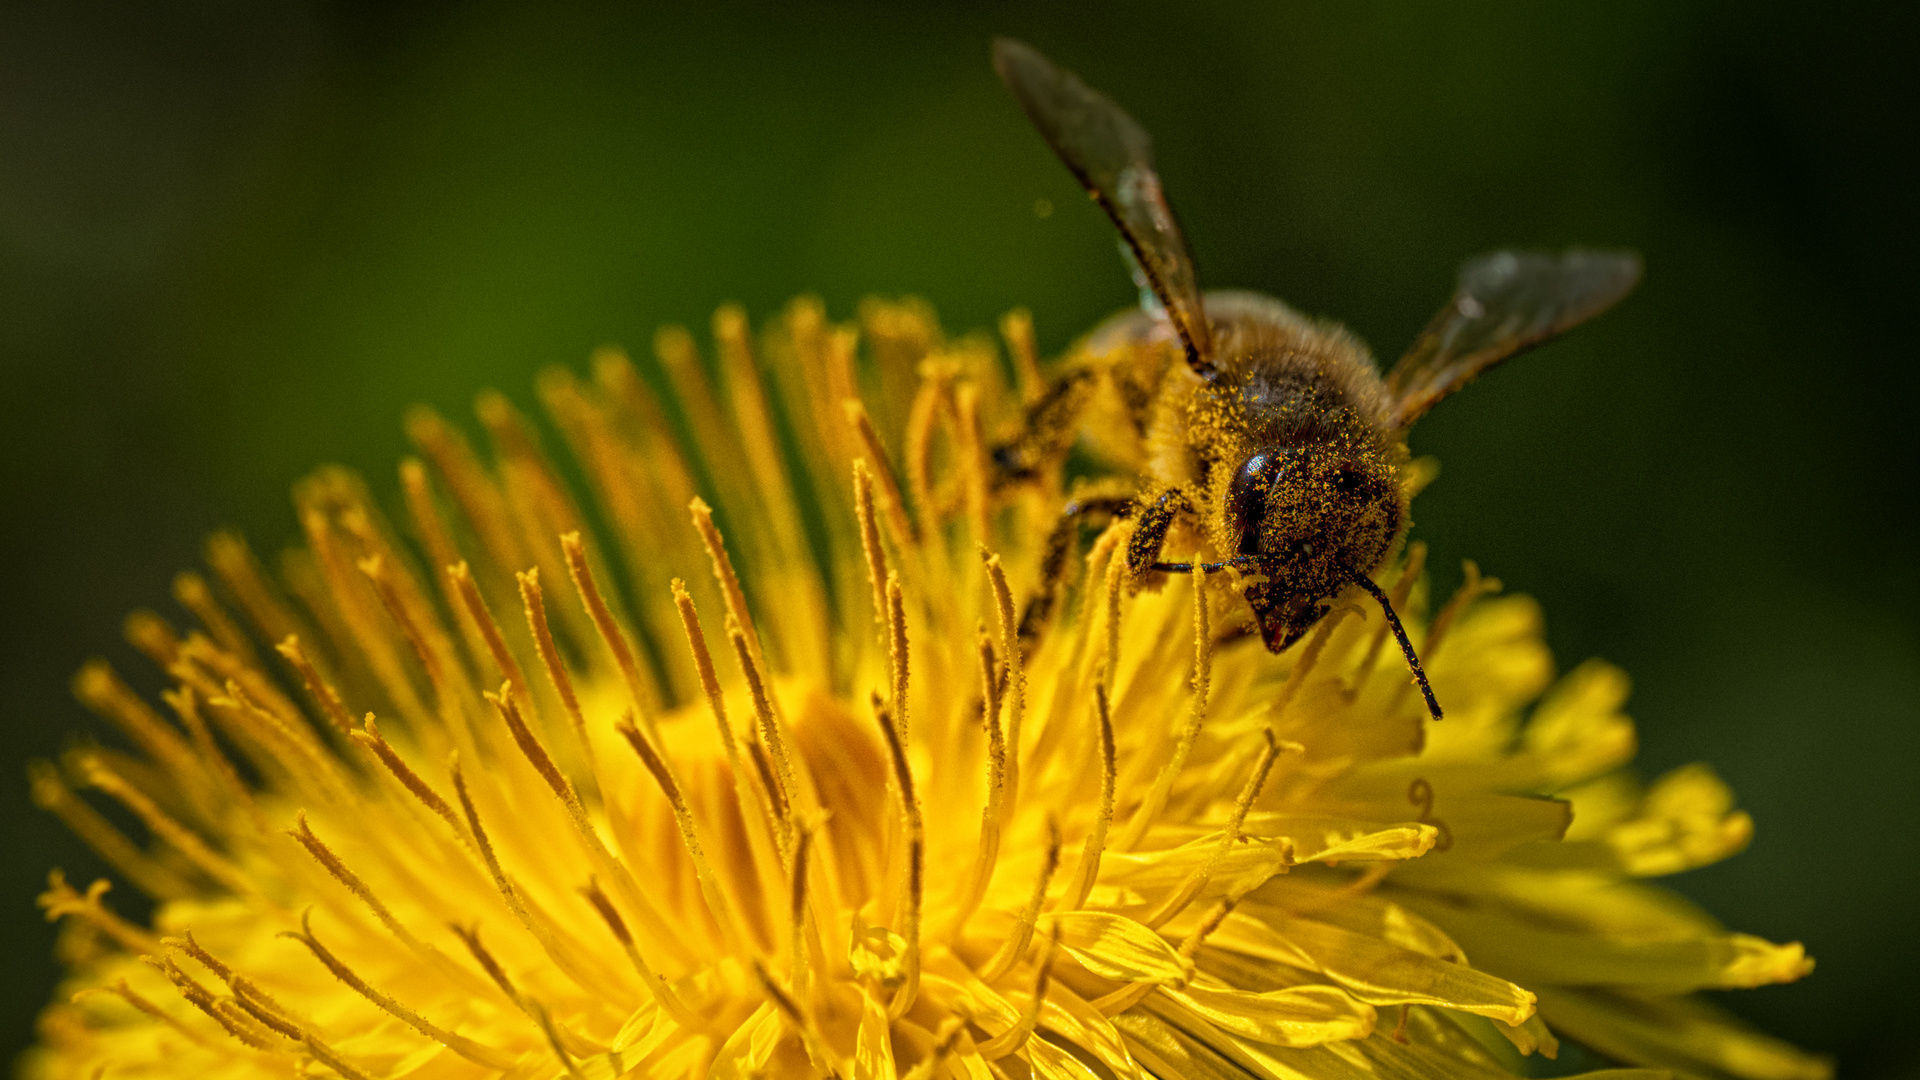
[{"left": 1224, "top": 442, "right": 1404, "bottom": 652}]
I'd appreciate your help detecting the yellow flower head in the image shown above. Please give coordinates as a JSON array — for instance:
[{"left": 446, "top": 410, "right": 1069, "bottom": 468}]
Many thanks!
[{"left": 28, "top": 298, "right": 1823, "bottom": 1079}]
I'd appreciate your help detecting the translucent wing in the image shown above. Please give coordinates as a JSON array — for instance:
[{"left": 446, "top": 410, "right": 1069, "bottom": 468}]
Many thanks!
[
  {"left": 1386, "top": 249, "right": 1642, "bottom": 428},
  {"left": 992, "top": 37, "right": 1215, "bottom": 375}
]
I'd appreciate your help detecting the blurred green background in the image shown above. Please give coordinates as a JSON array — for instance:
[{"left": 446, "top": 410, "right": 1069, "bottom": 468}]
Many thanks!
[{"left": 2, "top": 0, "right": 1914, "bottom": 1075}]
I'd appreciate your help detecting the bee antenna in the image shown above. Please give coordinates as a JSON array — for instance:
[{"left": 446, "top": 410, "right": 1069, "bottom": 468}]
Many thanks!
[{"left": 1342, "top": 566, "right": 1443, "bottom": 723}]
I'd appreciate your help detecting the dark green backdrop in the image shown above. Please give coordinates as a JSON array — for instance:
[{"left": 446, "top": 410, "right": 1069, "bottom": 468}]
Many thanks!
[{"left": 3, "top": 1, "right": 1915, "bottom": 1076}]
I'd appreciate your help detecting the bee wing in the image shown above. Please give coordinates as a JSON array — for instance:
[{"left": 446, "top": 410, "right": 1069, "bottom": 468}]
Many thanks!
[
  {"left": 992, "top": 37, "right": 1215, "bottom": 376},
  {"left": 1386, "top": 249, "right": 1642, "bottom": 428}
]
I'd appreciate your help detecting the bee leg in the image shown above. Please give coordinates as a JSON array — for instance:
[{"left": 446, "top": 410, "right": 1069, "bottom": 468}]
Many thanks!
[
  {"left": 1016, "top": 489, "right": 1136, "bottom": 643},
  {"left": 1125, "top": 488, "right": 1193, "bottom": 577},
  {"left": 990, "top": 367, "right": 1098, "bottom": 489}
]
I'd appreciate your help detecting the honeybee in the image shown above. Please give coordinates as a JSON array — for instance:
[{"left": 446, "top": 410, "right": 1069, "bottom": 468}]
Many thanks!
[{"left": 990, "top": 38, "right": 1642, "bottom": 720}]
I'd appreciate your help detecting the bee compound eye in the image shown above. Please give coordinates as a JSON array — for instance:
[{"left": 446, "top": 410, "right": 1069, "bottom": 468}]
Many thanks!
[{"left": 1227, "top": 446, "right": 1288, "bottom": 547}]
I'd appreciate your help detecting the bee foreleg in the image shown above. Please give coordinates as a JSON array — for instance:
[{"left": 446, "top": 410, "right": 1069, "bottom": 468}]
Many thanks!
[
  {"left": 1125, "top": 487, "right": 1193, "bottom": 577},
  {"left": 1016, "top": 487, "right": 1136, "bottom": 643}
]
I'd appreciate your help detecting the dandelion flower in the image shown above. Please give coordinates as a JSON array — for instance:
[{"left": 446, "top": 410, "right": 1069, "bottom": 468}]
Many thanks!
[{"left": 27, "top": 297, "right": 1825, "bottom": 1079}]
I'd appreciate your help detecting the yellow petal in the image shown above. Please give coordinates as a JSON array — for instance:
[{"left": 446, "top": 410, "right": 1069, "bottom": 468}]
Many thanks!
[
  {"left": 1110, "top": 1010, "right": 1265, "bottom": 1080},
  {"left": 1052, "top": 912, "right": 1193, "bottom": 986},
  {"left": 1560, "top": 772, "right": 1646, "bottom": 841},
  {"left": 1539, "top": 986, "right": 1833, "bottom": 1080},
  {"left": 1358, "top": 1020, "right": 1671, "bottom": 1080},
  {"left": 608, "top": 1001, "right": 662, "bottom": 1055},
  {"left": 1209, "top": 908, "right": 1536, "bottom": 1025},
  {"left": 1400, "top": 898, "right": 1816, "bottom": 992},
  {"left": 1249, "top": 814, "right": 1437, "bottom": 864},
  {"left": 1160, "top": 982, "right": 1377, "bottom": 1048},
  {"left": 1027, "top": 1035, "right": 1102, "bottom": 1080},
  {"left": 1347, "top": 1025, "right": 1526, "bottom": 1080},
  {"left": 1491, "top": 1012, "right": 1559, "bottom": 1059},
  {"left": 851, "top": 990, "right": 893, "bottom": 1080},
  {"left": 1247, "top": 879, "right": 1466, "bottom": 962},
  {"left": 1272, "top": 670, "right": 1423, "bottom": 770},
  {"left": 704, "top": 1003, "right": 781, "bottom": 1080},
  {"left": 1520, "top": 660, "right": 1638, "bottom": 787},
  {"left": 1389, "top": 862, "right": 1722, "bottom": 943},
  {"left": 917, "top": 970, "right": 1017, "bottom": 1031},
  {"left": 1043, "top": 987, "right": 1146, "bottom": 1080},
  {"left": 946, "top": 1031, "right": 995, "bottom": 1080},
  {"left": 1606, "top": 763, "right": 1754, "bottom": 876},
  {"left": 1315, "top": 767, "right": 1572, "bottom": 861},
  {"left": 1119, "top": 1005, "right": 1379, "bottom": 1080},
  {"left": 1099, "top": 836, "right": 1292, "bottom": 889}
]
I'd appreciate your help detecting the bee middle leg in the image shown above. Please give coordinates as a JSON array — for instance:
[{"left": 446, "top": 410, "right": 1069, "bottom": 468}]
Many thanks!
[{"left": 1016, "top": 486, "right": 1137, "bottom": 643}]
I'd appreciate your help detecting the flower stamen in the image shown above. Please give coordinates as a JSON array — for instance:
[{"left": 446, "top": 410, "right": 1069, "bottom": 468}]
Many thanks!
[
  {"left": 287, "top": 812, "right": 405, "bottom": 937},
  {"left": 579, "top": 878, "right": 707, "bottom": 1033},
  {"left": 903, "top": 374, "right": 948, "bottom": 542},
  {"left": 872, "top": 698, "right": 924, "bottom": 1019},
  {"left": 171, "top": 571, "right": 259, "bottom": 671},
  {"left": 732, "top": 622, "right": 798, "bottom": 854},
  {"left": 982, "top": 552, "right": 1025, "bottom": 805},
  {"left": 39, "top": 874, "right": 158, "bottom": 954},
  {"left": 448, "top": 922, "right": 601, "bottom": 1060},
  {"left": 80, "top": 979, "right": 210, "bottom": 1047},
  {"left": 71, "top": 660, "right": 203, "bottom": 793},
  {"left": 165, "top": 687, "right": 267, "bottom": 834},
  {"left": 616, "top": 711, "right": 747, "bottom": 953},
  {"left": 951, "top": 552, "right": 1024, "bottom": 938},
  {"left": 358, "top": 554, "right": 477, "bottom": 758},
  {"left": 1144, "top": 730, "right": 1281, "bottom": 930},
  {"left": 672, "top": 581, "right": 788, "bottom": 895},
  {"left": 80, "top": 756, "right": 256, "bottom": 899},
  {"left": 886, "top": 571, "right": 911, "bottom": 745},
  {"left": 1059, "top": 682, "right": 1116, "bottom": 912},
  {"left": 350, "top": 715, "right": 469, "bottom": 846},
  {"left": 750, "top": 959, "right": 840, "bottom": 1079},
  {"left": 1118, "top": 567, "right": 1212, "bottom": 852},
  {"left": 449, "top": 757, "right": 639, "bottom": 993},
  {"left": 517, "top": 568, "right": 596, "bottom": 776},
  {"left": 203, "top": 530, "right": 308, "bottom": 660},
  {"left": 790, "top": 822, "right": 815, "bottom": 1000},
  {"left": 122, "top": 609, "right": 183, "bottom": 669},
  {"left": 298, "top": 507, "right": 430, "bottom": 723},
  {"left": 844, "top": 401, "right": 917, "bottom": 549},
  {"left": 951, "top": 384, "right": 991, "bottom": 543},
  {"left": 653, "top": 326, "right": 737, "bottom": 479},
  {"left": 213, "top": 676, "right": 350, "bottom": 804},
  {"left": 691, "top": 498, "right": 769, "bottom": 678},
  {"left": 28, "top": 762, "right": 193, "bottom": 902},
  {"left": 448, "top": 562, "right": 533, "bottom": 719},
  {"left": 275, "top": 635, "right": 355, "bottom": 736},
  {"left": 976, "top": 928, "right": 1055, "bottom": 1059},
  {"left": 978, "top": 816, "right": 1061, "bottom": 983},
  {"left": 399, "top": 460, "right": 468, "bottom": 609},
  {"left": 562, "top": 531, "right": 660, "bottom": 725},
  {"left": 852, "top": 460, "right": 893, "bottom": 646}
]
